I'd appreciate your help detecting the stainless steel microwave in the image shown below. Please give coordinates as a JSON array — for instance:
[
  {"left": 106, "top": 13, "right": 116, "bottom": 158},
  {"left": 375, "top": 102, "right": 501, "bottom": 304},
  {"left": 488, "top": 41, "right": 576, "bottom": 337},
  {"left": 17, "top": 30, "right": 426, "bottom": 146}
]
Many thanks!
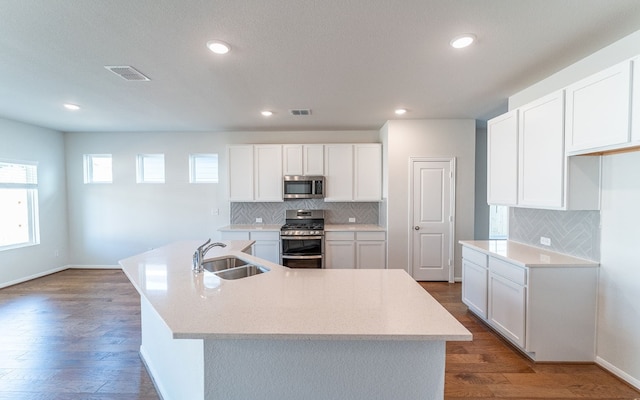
[{"left": 283, "top": 176, "right": 325, "bottom": 199}]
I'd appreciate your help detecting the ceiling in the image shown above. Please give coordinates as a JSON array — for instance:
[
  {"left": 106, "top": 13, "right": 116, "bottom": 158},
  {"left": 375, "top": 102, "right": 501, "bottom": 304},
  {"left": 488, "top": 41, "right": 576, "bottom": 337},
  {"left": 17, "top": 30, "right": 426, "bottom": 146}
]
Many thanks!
[{"left": 1, "top": 0, "right": 640, "bottom": 133}]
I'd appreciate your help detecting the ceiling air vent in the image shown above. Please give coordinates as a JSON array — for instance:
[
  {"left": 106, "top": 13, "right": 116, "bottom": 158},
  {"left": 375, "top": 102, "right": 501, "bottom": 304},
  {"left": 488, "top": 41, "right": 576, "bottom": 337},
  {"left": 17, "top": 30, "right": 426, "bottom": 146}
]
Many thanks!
[
  {"left": 104, "top": 66, "right": 151, "bottom": 81},
  {"left": 289, "top": 109, "right": 312, "bottom": 116}
]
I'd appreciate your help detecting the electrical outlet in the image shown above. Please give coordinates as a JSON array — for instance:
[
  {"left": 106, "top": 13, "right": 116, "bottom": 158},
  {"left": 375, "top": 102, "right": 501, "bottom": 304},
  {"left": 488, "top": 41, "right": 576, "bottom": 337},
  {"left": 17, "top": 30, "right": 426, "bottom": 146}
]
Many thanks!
[
  {"left": 211, "top": 208, "right": 219, "bottom": 216},
  {"left": 540, "top": 236, "right": 551, "bottom": 246},
  {"left": 348, "top": 217, "right": 356, "bottom": 223},
  {"left": 255, "top": 217, "right": 263, "bottom": 223}
]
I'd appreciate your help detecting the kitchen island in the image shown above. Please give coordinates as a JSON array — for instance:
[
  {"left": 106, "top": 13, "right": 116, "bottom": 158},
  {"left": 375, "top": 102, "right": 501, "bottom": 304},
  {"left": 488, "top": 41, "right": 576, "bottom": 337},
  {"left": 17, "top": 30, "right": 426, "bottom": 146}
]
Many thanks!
[{"left": 119, "top": 240, "right": 471, "bottom": 400}]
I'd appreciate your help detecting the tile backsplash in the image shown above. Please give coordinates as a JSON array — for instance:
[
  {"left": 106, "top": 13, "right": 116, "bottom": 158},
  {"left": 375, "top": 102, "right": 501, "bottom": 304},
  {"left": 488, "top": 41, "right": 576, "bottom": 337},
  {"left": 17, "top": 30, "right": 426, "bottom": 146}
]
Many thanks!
[
  {"left": 509, "top": 208, "right": 600, "bottom": 261},
  {"left": 230, "top": 200, "right": 380, "bottom": 225}
]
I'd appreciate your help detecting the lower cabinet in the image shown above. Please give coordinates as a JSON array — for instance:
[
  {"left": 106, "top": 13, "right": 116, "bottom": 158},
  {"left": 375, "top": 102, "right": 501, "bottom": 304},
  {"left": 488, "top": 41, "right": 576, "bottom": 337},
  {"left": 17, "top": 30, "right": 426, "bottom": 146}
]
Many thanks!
[
  {"left": 460, "top": 243, "right": 597, "bottom": 362},
  {"left": 325, "top": 231, "right": 386, "bottom": 269},
  {"left": 220, "top": 230, "right": 280, "bottom": 264}
]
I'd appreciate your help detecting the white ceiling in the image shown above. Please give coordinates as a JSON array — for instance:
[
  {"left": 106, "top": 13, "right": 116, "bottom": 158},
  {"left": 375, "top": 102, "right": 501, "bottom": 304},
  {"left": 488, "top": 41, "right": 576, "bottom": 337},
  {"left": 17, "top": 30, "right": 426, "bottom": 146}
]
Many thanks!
[{"left": 1, "top": 0, "right": 640, "bottom": 133}]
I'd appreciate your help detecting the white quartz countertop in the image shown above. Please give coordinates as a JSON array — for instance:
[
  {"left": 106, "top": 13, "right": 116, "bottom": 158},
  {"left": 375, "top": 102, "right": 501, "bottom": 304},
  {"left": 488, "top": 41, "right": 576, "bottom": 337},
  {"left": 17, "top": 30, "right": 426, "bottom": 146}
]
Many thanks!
[
  {"left": 324, "top": 224, "right": 385, "bottom": 231},
  {"left": 459, "top": 240, "right": 599, "bottom": 268},
  {"left": 120, "top": 240, "right": 470, "bottom": 341},
  {"left": 218, "top": 224, "right": 282, "bottom": 231}
]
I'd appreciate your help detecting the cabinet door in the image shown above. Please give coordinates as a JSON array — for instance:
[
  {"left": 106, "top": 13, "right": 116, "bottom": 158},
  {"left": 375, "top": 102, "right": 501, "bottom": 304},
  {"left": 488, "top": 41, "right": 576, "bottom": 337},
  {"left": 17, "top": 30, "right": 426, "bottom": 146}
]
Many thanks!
[
  {"left": 565, "top": 60, "right": 632, "bottom": 153},
  {"left": 487, "top": 110, "right": 518, "bottom": 205},
  {"left": 354, "top": 144, "right": 382, "bottom": 201},
  {"left": 632, "top": 57, "right": 640, "bottom": 143},
  {"left": 518, "top": 91, "right": 565, "bottom": 208},
  {"left": 325, "top": 240, "right": 356, "bottom": 269},
  {"left": 324, "top": 144, "right": 354, "bottom": 201},
  {"left": 462, "top": 260, "right": 488, "bottom": 319},
  {"left": 303, "top": 145, "right": 324, "bottom": 176},
  {"left": 356, "top": 241, "right": 386, "bottom": 269},
  {"left": 254, "top": 145, "right": 283, "bottom": 202},
  {"left": 283, "top": 145, "right": 303, "bottom": 176},
  {"left": 252, "top": 240, "right": 280, "bottom": 264},
  {"left": 228, "top": 145, "right": 254, "bottom": 201},
  {"left": 489, "top": 273, "right": 526, "bottom": 348}
]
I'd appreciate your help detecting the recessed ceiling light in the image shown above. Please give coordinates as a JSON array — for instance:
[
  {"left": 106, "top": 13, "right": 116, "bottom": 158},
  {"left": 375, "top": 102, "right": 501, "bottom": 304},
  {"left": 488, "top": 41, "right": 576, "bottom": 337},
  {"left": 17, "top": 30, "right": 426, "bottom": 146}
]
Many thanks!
[
  {"left": 64, "top": 103, "right": 80, "bottom": 111},
  {"left": 395, "top": 108, "right": 407, "bottom": 115},
  {"left": 261, "top": 110, "right": 273, "bottom": 117},
  {"left": 450, "top": 34, "right": 476, "bottom": 49},
  {"left": 206, "top": 40, "right": 231, "bottom": 54}
]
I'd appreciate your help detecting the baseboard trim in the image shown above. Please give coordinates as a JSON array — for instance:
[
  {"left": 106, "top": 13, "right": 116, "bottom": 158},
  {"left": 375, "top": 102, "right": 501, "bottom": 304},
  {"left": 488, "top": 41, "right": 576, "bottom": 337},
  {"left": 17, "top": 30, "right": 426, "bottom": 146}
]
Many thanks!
[
  {"left": 140, "top": 346, "right": 168, "bottom": 400},
  {"left": 1, "top": 264, "right": 122, "bottom": 289},
  {"left": 596, "top": 356, "right": 640, "bottom": 391},
  {"left": 67, "top": 264, "right": 121, "bottom": 270},
  {"left": 0, "top": 266, "right": 67, "bottom": 289}
]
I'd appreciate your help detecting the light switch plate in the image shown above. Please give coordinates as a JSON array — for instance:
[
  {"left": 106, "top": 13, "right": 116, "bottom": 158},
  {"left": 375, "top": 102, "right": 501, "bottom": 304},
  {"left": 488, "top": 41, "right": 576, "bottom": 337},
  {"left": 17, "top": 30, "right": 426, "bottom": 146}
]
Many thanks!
[{"left": 540, "top": 236, "right": 551, "bottom": 246}]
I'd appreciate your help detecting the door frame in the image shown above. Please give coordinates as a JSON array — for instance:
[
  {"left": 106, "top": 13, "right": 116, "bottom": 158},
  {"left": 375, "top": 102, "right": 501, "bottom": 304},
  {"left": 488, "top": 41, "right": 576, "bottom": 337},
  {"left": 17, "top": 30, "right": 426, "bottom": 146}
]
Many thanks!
[{"left": 408, "top": 157, "right": 456, "bottom": 283}]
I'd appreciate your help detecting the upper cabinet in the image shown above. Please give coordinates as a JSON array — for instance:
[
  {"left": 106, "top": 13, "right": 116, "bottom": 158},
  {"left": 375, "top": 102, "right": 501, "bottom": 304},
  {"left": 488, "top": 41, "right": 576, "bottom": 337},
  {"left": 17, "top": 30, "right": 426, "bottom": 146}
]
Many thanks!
[
  {"left": 283, "top": 144, "right": 324, "bottom": 176},
  {"left": 228, "top": 145, "right": 283, "bottom": 202},
  {"left": 488, "top": 91, "right": 601, "bottom": 210},
  {"left": 487, "top": 110, "right": 518, "bottom": 206},
  {"left": 632, "top": 56, "right": 640, "bottom": 144},
  {"left": 324, "top": 143, "right": 382, "bottom": 202},
  {"left": 565, "top": 59, "right": 633, "bottom": 154}
]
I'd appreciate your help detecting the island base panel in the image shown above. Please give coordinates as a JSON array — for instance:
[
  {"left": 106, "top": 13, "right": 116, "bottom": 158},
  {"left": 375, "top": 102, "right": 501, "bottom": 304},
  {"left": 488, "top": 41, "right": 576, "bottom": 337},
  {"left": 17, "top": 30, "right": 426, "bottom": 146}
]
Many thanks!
[{"left": 204, "top": 339, "right": 446, "bottom": 400}]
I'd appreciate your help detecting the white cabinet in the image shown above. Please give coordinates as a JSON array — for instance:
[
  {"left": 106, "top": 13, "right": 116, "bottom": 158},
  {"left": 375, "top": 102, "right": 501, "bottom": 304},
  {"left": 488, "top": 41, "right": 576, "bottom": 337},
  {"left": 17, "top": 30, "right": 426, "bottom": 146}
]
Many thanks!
[
  {"left": 220, "top": 230, "right": 280, "bottom": 264},
  {"left": 488, "top": 258, "right": 527, "bottom": 348},
  {"left": 460, "top": 242, "right": 598, "bottom": 362},
  {"left": 487, "top": 110, "right": 518, "bottom": 206},
  {"left": 565, "top": 60, "right": 632, "bottom": 154},
  {"left": 632, "top": 56, "right": 640, "bottom": 144},
  {"left": 228, "top": 145, "right": 254, "bottom": 202},
  {"left": 518, "top": 91, "right": 565, "bottom": 208},
  {"left": 325, "top": 230, "right": 386, "bottom": 269},
  {"left": 324, "top": 144, "right": 382, "bottom": 202},
  {"left": 228, "top": 145, "right": 283, "bottom": 202},
  {"left": 461, "top": 247, "right": 488, "bottom": 319},
  {"left": 354, "top": 144, "right": 382, "bottom": 201},
  {"left": 488, "top": 93, "right": 601, "bottom": 210},
  {"left": 283, "top": 145, "right": 324, "bottom": 176},
  {"left": 324, "top": 145, "right": 354, "bottom": 201}
]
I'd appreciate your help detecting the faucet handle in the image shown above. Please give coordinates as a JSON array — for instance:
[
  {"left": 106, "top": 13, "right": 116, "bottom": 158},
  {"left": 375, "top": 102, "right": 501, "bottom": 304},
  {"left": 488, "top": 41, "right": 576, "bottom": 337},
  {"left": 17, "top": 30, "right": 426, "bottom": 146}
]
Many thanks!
[{"left": 197, "top": 238, "right": 212, "bottom": 251}]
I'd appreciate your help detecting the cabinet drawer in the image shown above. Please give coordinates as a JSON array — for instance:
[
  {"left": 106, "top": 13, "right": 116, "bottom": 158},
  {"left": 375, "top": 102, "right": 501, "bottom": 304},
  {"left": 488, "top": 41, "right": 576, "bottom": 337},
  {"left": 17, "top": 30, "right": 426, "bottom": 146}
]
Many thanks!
[
  {"left": 326, "top": 231, "right": 355, "bottom": 241},
  {"left": 489, "top": 257, "right": 526, "bottom": 285},
  {"left": 250, "top": 231, "right": 280, "bottom": 241},
  {"left": 462, "top": 246, "right": 487, "bottom": 268},
  {"left": 355, "top": 231, "right": 385, "bottom": 241},
  {"left": 221, "top": 231, "right": 250, "bottom": 240}
]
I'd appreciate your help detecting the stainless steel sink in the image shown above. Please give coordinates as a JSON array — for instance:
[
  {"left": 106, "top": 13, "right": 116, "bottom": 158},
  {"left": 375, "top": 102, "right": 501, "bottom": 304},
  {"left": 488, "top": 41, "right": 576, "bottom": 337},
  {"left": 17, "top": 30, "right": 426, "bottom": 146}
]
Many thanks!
[{"left": 201, "top": 257, "right": 269, "bottom": 280}]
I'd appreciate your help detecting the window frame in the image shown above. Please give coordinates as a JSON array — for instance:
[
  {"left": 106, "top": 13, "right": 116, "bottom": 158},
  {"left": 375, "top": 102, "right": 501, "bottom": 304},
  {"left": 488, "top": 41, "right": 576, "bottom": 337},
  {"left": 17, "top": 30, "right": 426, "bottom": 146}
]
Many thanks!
[
  {"left": 83, "top": 154, "right": 113, "bottom": 184},
  {"left": 136, "top": 154, "right": 165, "bottom": 184},
  {"left": 0, "top": 160, "right": 40, "bottom": 251},
  {"left": 189, "top": 153, "right": 219, "bottom": 184}
]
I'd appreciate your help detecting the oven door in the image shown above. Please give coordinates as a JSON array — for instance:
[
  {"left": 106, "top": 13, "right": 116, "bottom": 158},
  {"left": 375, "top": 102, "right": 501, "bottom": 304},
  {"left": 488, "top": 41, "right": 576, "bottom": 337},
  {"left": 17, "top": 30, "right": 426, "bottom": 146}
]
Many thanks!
[{"left": 281, "top": 235, "right": 324, "bottom": 268}]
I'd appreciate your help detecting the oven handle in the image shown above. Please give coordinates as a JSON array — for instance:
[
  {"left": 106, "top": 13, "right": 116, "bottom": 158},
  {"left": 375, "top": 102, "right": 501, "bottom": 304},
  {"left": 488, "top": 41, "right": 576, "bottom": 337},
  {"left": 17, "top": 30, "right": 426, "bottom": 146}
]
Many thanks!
[
  {"left": 280, "top": 235, "right": 324, "bottom": 240},
  {"left": 281, "top": 255, "right": 323, "bottom": 260}
]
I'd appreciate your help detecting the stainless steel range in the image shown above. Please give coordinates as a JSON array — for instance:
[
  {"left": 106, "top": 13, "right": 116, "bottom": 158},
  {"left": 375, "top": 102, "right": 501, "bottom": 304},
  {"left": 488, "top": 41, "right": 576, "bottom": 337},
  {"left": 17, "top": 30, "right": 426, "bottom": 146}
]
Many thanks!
[{"left": 280, "top": 209, "right": 324, "bottom": 269}]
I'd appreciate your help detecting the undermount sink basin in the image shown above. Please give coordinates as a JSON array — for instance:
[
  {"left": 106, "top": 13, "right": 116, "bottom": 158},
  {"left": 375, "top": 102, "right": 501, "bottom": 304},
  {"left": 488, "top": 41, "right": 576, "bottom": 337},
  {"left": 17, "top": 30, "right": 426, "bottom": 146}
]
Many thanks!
[{"left": 201, "top": 257, "right": 269, "bottom": 280}]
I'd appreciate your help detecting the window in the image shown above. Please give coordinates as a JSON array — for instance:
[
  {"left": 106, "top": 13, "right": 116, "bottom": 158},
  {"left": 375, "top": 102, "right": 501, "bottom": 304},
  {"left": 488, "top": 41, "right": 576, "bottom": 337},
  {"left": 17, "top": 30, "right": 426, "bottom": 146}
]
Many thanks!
[
  {"left": 84, "top": 154, "right": 112, "bottom": 183},
  {"left": 489, "top": 205, "right": 508, "bottom": 239},
  {"left": 137, "top": 154, "right": 165, "bottom": 183},
  {"left": 0, "top": 161, "right": 40, "bottom": 250},
  {"left": 189, "top": 154, "right": 219, "bottom": 183}
]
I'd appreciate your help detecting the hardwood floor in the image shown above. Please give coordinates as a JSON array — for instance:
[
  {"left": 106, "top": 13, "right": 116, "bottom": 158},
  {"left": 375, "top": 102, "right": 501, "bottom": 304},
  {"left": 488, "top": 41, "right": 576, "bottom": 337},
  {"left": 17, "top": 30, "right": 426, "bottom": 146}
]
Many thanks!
[
  {"left": 0, "top": 271, "right": 638, "bottom": 399},
  {"left": 0, "top": 270, "right": 158, "bottom": 400},
  {"left": 421, "top": 281, "right": 640, "bottom": 400}
]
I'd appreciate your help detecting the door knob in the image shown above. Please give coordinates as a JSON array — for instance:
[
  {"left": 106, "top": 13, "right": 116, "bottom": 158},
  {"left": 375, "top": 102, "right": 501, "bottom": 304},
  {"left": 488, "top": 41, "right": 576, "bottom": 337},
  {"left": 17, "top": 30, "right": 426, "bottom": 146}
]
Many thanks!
[{"left": 414, "top": 226, "right": 420, "bottom": 230}]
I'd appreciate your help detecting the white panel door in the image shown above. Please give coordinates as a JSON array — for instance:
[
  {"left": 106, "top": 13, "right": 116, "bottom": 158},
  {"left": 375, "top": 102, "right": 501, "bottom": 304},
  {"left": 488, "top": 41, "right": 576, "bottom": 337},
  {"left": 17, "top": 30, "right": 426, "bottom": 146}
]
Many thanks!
[{"left": 411, "top": 159, "right": 455, "bottom": 281}]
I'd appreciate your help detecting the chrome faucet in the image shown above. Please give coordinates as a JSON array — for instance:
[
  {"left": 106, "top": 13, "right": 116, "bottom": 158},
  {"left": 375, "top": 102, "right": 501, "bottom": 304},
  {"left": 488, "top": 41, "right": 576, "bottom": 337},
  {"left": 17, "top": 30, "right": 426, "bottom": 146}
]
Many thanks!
[{"left": 192, "top": 239, "right": 227, "bottom": 272}]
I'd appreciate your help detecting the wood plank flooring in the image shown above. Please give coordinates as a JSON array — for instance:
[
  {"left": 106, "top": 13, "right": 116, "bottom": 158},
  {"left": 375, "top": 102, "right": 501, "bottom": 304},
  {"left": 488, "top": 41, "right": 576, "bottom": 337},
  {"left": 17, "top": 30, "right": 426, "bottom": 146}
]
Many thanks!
[
  {"left": 0, "top": 270, "right": 638, "bottom": 399},
  {"left": 421, "top": 281, "right": 640, "bottom": 400}
]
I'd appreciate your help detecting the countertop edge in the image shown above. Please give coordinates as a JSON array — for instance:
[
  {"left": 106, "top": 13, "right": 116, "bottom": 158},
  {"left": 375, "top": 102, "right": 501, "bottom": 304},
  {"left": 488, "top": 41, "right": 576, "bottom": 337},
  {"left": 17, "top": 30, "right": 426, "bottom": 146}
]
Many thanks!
[{"left": 459, "top": 240, "right": 599, "bottom": 268}]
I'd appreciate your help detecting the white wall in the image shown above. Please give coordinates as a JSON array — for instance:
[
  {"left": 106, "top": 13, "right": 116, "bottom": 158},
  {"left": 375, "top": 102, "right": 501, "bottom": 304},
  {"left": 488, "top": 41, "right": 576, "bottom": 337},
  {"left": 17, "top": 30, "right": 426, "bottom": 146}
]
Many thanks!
[
  {"left": 64, "top": 130, "right": 379, "bottom": 265},
  {"left": 597, "top": 151, "right": 640, "bottom": 388},
  {"left": 507, "top": 29, "right": 640, "bottom": 388},
  {"left": 0, "top": 118, "right": 69, "bottom": 287},
  {"left": 382, "top": 119, "right": 476, "bottom": 280}
]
